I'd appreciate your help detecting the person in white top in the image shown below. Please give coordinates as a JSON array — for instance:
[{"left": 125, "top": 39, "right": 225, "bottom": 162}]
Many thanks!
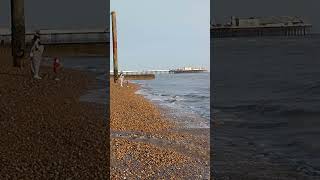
[
  {"left": 119, "top": 73, "right": 125, "bottom": 87},
  {"left": 30, "top": 37, "right": 44, "bottom": 80}
]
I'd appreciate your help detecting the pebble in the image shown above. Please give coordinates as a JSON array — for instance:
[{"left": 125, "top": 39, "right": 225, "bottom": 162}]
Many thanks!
[
  {"left": 0, "top": 58, "right": 107, "bottom": 179},
  {"left": 110, "top": 82, "right": 209, "bottom": 179}
]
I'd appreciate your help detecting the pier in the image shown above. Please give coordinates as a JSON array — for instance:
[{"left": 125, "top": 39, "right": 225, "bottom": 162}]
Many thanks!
[
  {"left": 211, "top": 16, "right": 313, "bottom": 38},
  {"left": 110, "top": 68, "right": 207, "bottom": 80},
  {"left": 110, "top": 70, "right": 168, "bottom": 80},
  {"left": 111, "top": 68, "right": 207, "bottom": 75},
  {"left": 111, "top": 70, "right": 170, "bottom": 75},
  {"left": 211, "top": 25, "right": 312, "bottom": 38},
  {"left": 0, "top": 29, "right": 109, "bottom": 45},
  {"left": 0, "top": 29, "right": 109, "bottom": 57}
]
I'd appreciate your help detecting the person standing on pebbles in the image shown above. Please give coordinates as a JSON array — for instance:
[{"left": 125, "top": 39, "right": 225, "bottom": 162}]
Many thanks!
[
  {"left": 30, "top": 31, "right": 44, "bottom": 80},
  {"left": 53, "top": 57, "right": 62, "bottom": 81},
  {"left": 119, "top": 72, "right": 125, "bottom": 87}
]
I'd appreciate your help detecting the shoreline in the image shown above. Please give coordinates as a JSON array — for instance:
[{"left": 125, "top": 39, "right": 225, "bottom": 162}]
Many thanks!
[
  {"left": 156, "top": 102, "right": 210, "bottom": 129},
  {"left": 135, "top": 82, "right": 210, "bottom": 130},
  {"left": 110, "top": 81, "right": 210, "bottom": 179},
  {"left": 0, "top": 55, "right": 108, "bottom": 178},
  {"left": 132, "top": 74, "right": 210, "bottom": 129}
]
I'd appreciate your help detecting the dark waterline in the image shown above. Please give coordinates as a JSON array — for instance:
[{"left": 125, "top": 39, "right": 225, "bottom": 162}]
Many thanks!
[{"left": 212, "top": 35, "right": 320, "bottom": 179}]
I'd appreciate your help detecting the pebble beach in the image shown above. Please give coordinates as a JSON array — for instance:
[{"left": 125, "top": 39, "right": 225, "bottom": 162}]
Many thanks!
[
  {"left": 110, "top": 81, "right": 210, "bottom": 179},
  {"left": 0, "top": 54, "right": 108, "bottom": 179},
  {"left": 1, "top": 48, "right": 209, "bottom": 179}
]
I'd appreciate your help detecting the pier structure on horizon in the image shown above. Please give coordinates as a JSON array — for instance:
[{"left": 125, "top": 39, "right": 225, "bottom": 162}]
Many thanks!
[
  {"left": 1, "top": 28, "right": 109, "bottom": 57},
  {"left": 211, "top": 16, "right": 312, "bottom": 38},
  {"left": 110, "top": 67, "right": 208, "bottom": 80},
  {"left": 0, "top": 28, "right": 109, "bottom": 45},
  {"left": 110, "top": 69, "right": 169, "bottom": 75}
]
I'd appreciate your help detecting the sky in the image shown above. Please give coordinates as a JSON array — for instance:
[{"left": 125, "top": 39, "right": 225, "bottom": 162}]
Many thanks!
[
  {"left": 110, "top": 0, "right": 210, "bottom": 71},
  {"left": 212, "top": 0, "right": 320, "bottom": 32},
  {"left": 0, "top": 0, "right": 108, "bottom": 30}
]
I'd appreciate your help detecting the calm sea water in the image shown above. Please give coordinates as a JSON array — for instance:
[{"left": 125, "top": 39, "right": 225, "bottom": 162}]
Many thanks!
[
  {"left": 213, "top": 35, "right": 320, "bottom": 179},
  {"left": 58, "top": 56, "right": 108, "bottom": 104},
  {"left": 133, "top": 73, "right": 210, "bottom": 128}
]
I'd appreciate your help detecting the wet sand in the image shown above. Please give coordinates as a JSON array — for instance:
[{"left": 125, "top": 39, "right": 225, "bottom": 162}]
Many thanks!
[
  {"left": 110, "top": 82, "right": 210, "bottom": 179},
  {"left": 0, "top": 54, "right": 108, "bottom": 178}
]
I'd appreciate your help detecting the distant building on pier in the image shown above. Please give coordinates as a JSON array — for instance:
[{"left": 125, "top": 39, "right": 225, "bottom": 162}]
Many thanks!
[{"left": 211, "top": 16, "right": 312, "bottom": 38}]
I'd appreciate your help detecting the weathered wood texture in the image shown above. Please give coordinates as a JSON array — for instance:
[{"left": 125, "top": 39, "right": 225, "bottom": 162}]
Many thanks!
[
  {"left": 11, "top": 0, "right": 26, "bottom": 67},
  {"left": 111, "top": 11, "right": 118, "bottom": 83}
]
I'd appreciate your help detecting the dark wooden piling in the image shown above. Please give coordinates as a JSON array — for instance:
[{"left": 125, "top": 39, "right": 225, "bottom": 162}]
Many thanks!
[
  {"left": 11, "top": 0, "right": 25, "bottom": 67},
  {"left": 111, "top": 11, "right": 119, "bottom": 83}
]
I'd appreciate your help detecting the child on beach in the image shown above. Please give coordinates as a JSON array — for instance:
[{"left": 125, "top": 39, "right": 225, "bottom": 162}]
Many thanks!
[{"left": 53, "top": 57, "right": 62, "bottom": 81}]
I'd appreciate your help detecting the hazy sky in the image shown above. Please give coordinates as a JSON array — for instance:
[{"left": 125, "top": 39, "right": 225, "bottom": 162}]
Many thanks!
[
  {"left": 111, "top": 0, "right": 210, "bottom": 71},
  {"left": 212, "top": 0, "right": 320, "bottom": 32},
  {"left": 0, "top": 0, "right": 108, "bottom": 30}
]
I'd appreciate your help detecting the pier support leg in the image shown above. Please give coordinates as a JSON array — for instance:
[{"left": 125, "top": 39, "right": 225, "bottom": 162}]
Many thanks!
[
  {"left": 304, "top": 28, "right": 306, "bottom": 36},
  {"left": 111, "top": 11, "right": 119, "bottom": 83},
  {"left": 11, "top": 0, "right": 25, "bottom": 67},
  {"left": 285, "top": 29, "right": 288, "bottom": 36},
  {"left": 289, "top": 29, "right": 292, "bottom": 36}
]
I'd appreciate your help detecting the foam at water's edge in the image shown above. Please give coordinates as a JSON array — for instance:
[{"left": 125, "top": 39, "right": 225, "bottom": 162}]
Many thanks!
[{"left": 134, "top": 81, "right": 210, "bottom": 129}]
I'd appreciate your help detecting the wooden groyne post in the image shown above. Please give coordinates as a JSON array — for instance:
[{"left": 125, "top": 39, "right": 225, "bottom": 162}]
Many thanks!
[
  {"left": 11, "top": 0, "right": 26, "bottom": 67},
  {"left": 111, "top": 11, "right": 119, "bottom": 83}
]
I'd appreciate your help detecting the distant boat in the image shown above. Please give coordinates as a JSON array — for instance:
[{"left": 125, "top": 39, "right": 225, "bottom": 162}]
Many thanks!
[{"left": 169, "top": 67, "right": 207, "bottom": 74}]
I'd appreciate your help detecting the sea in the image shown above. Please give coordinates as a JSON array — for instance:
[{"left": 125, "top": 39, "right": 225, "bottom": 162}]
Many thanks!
[
  {"left": 132, "top": 73, "right": 210, "bottom": 129},
  {"left": 59, "top": 57, "right": 210, "bottom": 130},
  {"left": 54, "top": 56, "right": 108, "bottom": 105},
  {"left": 212, "top": 35, "right": 320, "bottom": 179}
]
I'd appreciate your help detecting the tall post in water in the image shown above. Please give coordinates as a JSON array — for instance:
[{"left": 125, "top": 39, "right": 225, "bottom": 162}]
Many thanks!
[
  {"left": 111, "top": 11, "right": 119, "bottom": 83},
  {"left": 11, "top": 0, "right": 25, "bottom": 67}
]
